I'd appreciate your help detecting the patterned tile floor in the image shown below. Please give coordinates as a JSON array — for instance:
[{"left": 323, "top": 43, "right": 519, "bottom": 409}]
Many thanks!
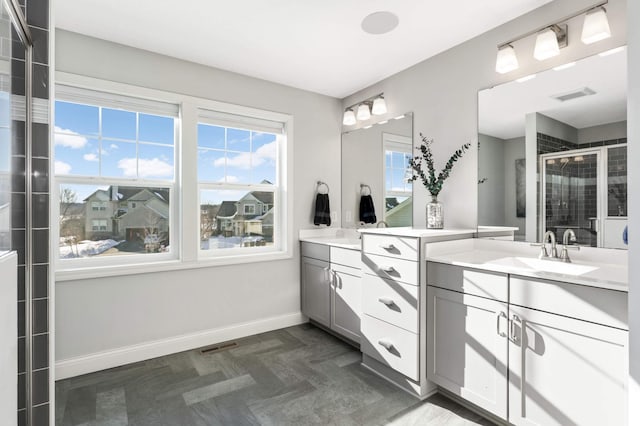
[{"left": 56, "top": 323, "right": 494, "bottom": 425}]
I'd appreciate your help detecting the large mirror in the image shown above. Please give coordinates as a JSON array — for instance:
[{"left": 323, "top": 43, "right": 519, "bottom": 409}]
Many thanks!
[
  {"left": 342, "top": 113, "right": 413, "bottom": 228},
  {"left": 478, "top": 48, "right": 627, "bottom": 249}
]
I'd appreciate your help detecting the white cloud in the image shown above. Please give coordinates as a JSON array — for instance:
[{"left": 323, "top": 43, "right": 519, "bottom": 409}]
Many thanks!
[
  {"left": 55, "top": 160, "right": 72, "bottom": 174},
  {"left": 54, "top": 126, "right": 88, "bottom": 149},
  {"left": 213, "top": 141, "right": 277, "bottom": 170},
  {"left": 117, "top": 157, "right": 174, "bottom": 178},
  {"left": 109, "top": 144, "right": 119, "bottom": 150},
  {"left": 217, "top": 175, "right": 239, "bottom": 183},
  {"left": 83, "top": 153, "right": 98, "bottom": 162}
]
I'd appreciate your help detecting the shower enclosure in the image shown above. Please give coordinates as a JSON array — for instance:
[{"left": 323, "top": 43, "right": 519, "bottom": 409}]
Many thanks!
[{"left": 541, "top": 144, "right": 628, "bottom": 248}]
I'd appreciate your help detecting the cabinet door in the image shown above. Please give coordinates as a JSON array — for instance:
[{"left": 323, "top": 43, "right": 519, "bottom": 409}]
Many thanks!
[
  {"left": 331, "top": 268, "right": 361, "bottom": 343},
  {"left": 427, "top": 286, "right": 509, "bottom": 420},
  {"left": 301, "top": 257, "right": 331, "bottom": 328},
  {"left": 508, "top": 305, "right": 628, "bottom": 426}
]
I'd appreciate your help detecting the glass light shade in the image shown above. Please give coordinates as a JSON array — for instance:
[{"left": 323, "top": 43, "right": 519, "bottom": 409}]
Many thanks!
[
  {"left": 581, "top": 7, "right": 611, "bottom": 44},
  {"left": 371, "top": 97, "right": 387, "bottom": 115},
  {"left": 356, "top": 103, "right": 371, "bottom": 121},
  {"left": 495, "top": 45, "right": 519, "bottom": 74},
  {"left": 534, "top": 28, "right": 560, "bottom": 61},
  {"left": 342, "top": 109, "right": 356, "bottom": 125}
]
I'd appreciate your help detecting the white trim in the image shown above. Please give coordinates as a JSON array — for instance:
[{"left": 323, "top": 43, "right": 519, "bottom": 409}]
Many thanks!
[{"left": 55, "top": 312, "right": 306, "bottom": 380}]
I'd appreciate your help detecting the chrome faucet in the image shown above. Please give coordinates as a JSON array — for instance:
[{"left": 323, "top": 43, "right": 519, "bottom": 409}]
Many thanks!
[
  {"left": 560, "top": 229, "right": 579, "bottom": 263},
  {"left": 376, "top": 221, "right": 389, "bottom": 228},
  {"left": 540, "top": 230, "right": 558, "bottom": 259}
]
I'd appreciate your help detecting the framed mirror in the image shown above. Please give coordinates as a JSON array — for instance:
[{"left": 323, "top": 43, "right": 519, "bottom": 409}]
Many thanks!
[
  {"left": 478, "top": 48, "right": 627, "bottom": 249},
  {"left": 341, "top": 113, "right": 413, "bottom": 228}
]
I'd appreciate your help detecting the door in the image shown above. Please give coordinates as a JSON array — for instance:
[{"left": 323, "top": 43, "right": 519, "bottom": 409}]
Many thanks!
[
  {"left": 301, "top": 257, "right": 331, "bottom": 328},
  {"left": 508, "top": 305, "right": 628, "bottom": 426},
  {"left": 331, "top": 265, "right": 361, "bottom": 343},
  {"left": 541, "top": 150, "right": 601, "bottom": 247},
  {"left": 427, "top": 286, "right": 509, "bottom": 420}
]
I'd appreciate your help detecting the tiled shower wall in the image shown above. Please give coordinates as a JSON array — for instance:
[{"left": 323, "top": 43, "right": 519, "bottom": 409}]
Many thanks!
[{"left": 11, "top": 0, "right": 50, "bottom": 424}]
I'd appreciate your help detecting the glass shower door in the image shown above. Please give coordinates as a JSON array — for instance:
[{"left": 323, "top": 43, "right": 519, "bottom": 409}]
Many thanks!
[{"left": 542, "top": 151, "right": 600, "bottom": 247}]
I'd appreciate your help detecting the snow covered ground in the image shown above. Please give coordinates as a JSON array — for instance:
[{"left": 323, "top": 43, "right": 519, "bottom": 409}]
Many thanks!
[{"left": 59, "top": 239, "right": 122, "bottom": 258}]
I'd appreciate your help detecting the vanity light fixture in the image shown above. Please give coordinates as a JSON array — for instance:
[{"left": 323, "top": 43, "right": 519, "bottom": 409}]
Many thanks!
[
  {"left": 372, "top": 96, "right": 388, "bottom": 115},
  {"left": 342, "top": 109, "right": 356, "bottom": 126},
  {"left": 534, "top": 25, "right": 567, "bottom": 61},
  {"left": 342, "top": 92, "right": 387, "bottom": 126},
  {"left": 357, "top": 103, "right": 371, "bottom": 121},
  {"left": 494, "top": 1, "right": 609, "bottom": 73},
  {"left": 495, "top": 45, "right": 519, "bottom": 74},
  {"left": 581, "top": 6, "right": 611, "bottom": 44}
]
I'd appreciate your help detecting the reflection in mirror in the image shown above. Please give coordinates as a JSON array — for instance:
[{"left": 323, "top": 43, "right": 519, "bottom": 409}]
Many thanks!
[
  {"left": 478, "top": 48, "right": 627, "bottom": 249},
  {"left": 342, "top": 113, "right": 413, "bottom": 228}
]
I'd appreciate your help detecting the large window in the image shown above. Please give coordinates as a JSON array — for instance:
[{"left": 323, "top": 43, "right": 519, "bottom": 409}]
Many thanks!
[
  {"left": 55, "top": 85, "right": 177, "bottom": 263},
  {"left": 198, "top": 109, "right": 284, "bottom": 254},
  {"left": 384, "top": 133, "right": 413, "bottom": 227}
]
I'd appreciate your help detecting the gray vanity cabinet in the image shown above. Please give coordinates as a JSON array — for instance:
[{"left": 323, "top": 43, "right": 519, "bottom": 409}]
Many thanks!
[
  {"left": 426, "top": 264, "right": 509, "bottom": 420},
  {"left": 427, "top": 262, "right": 629, "bottom": 426},
  {"left": 301, "top": 242, "right": 361, "bottom": 343}
]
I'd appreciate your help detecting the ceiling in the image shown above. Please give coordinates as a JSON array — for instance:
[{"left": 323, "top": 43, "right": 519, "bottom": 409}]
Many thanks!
[
  {"left": 479, "top": 48, "right": 627, "bottom": 140},
  {"left": 55, "top": 0, "right": 552, "bottom": 98}
]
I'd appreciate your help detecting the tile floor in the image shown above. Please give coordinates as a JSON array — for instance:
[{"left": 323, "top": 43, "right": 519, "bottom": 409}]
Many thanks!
[{"left": 56, "top": 323, "right": 494, "bottom": 425}]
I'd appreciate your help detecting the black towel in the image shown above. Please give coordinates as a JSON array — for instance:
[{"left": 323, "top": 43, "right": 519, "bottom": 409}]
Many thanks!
[
  {"left": 314, "top": 193, "right": 331, "bottom": 226},
  {"left": 359, "top": 195, "right": 377, "bottom": 224}
]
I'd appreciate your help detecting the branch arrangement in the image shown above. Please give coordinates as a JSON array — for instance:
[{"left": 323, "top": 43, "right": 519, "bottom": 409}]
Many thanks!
[{"left": 408, "top": 134, "right": 471, "bottom": 197}]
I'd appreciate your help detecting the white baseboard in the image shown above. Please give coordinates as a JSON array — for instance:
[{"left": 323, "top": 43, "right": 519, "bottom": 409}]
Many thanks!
[{"left": 55, "top": 312, "right": 306, "bottom": 380}]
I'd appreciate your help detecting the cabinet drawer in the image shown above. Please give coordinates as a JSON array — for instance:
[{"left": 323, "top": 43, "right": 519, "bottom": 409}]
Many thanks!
[
  {"left": 331, "top": 262, "right": 361, "bottom": 278},
  {"left": 510, "top": 276, "right": 628, "bottom": 330},
  {"left": 427, "top": 262, "right": 508, "bottom": 302},
  {"left": 363, "top": 253, "right": 418, "bottom": 285},
  {"left": 301, "top": 242, "right": 330, "bottom": 261},
  {"left": 330, "top": 246, "right": 361, "bottom": 269},
  {"left": 361, "top": 314, "right": 419, "bottom": 381},
  {"left": 362, "top": 234, "right": 418, "bottom": 260},
  {"left": 362, "top": 274, "right": 418, "bottom": 333}
]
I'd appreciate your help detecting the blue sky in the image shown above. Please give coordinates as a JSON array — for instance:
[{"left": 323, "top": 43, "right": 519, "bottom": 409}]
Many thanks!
[{"left": 55, "top": 101, "right": 277, "bottom": 203}]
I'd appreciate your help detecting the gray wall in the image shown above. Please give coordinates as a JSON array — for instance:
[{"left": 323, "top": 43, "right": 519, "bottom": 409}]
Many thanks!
[
  {"left": 477, "top": 134, "right": 505, "bottom": 226},
  {"left": 55, "top": 30, "right": 342, "bottom": 365},
  {"left": 577, "top": 120, "right": 627, "bottom": 143},
  {"left": 534, "top": 112, "right": 578, "bottom": 143},
  {"left": 342, "top": 0, "right": 627, "bottom": 229},
  {"left": 628, "top": 0, "right": 639, "bottom": 423},
  {"left": 504, "top": 137, "right": 526, "bottom": 238}
]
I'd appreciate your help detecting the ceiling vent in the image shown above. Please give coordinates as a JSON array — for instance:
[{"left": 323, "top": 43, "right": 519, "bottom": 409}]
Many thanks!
[{"left": 551, "top": 87, "right": 596, "bottom": 102}]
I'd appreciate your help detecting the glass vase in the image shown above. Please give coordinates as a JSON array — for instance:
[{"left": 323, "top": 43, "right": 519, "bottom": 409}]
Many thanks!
[{"left": 426, "top": 196, "right": 444, "bottom": 229}]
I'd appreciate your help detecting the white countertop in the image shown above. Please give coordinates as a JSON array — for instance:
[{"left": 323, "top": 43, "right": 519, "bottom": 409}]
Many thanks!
[
  {"left": 358, "top": 227, "right": 477, "bottom": 238},
  {"left": 426, "top": 239, "right": 628, "bottom": 292}
]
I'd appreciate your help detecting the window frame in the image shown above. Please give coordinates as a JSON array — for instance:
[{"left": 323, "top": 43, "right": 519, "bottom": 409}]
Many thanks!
[{"left": 54, "top": 72, "right": 294, "bottom": 281}]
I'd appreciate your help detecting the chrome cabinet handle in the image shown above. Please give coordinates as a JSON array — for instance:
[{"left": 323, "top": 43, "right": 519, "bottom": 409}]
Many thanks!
[
  {"left": 378, "top": 297, "right": 394, "bottom": 306},
  {"left": 378, "top": 339, "right": 394, "bottom": 351},
  {"left": 510, "top": 314, "right": 522, "bottom": 342},
  {"left": 380, "top": 244, "right": 396, "bottom": 251},
  {"left": 381, "top": 266, "right": 396, "bottom": 273},
  {"left": 497, "top": 311, "right": 507, "bottom": 337}
]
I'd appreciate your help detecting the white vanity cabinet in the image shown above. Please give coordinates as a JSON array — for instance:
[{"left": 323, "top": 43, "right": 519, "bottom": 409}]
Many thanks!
[
  {"left": 508, "top": 276, "right": 628, "bottom": 426},
  {"left": 360, "top": 234, "right": 422, "bottom": 383},
  {"left": 301, "top": 242, "right": 361, "bottom": 343},
  {"left": 426, "top": 261, "right": 629, "bottom": 426},
  {"left": 426, "top": 263, "right": 509, "bottom": 419}
]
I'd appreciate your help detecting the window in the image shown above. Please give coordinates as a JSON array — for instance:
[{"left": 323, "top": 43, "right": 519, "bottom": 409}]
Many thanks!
[
  {"left": 55, "top": 85, "right": 177, "bottom": 263},
  {"left": 198, "top": 109, "right": 285, "bottom": 254},
  {"left": 384, "top": 133, "right": 413, "bottom": 226},
  {"left": 92, "top": 219, "right": 108, "bottom": 231}
]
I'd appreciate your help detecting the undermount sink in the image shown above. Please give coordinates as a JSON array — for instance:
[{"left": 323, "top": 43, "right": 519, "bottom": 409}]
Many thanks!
[{"left": 486, "top": 256, "right": 599, "bottom": 276}]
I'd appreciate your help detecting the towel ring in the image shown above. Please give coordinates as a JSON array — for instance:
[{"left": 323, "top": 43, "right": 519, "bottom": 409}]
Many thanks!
[
  {"left": 360, "top": 184, "right": 371, "bottom": 196},
  {"left": 317, "top": 180, "right": 329, "bottom": 194}
]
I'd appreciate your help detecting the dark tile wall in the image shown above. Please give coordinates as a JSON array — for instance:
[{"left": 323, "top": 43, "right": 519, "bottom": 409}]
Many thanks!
[
  {"left": 608, "top": 145, "right": 627, "bottom": 217},
  {"left": 10, "top": 0, "right": 50, "bottom": 425}
]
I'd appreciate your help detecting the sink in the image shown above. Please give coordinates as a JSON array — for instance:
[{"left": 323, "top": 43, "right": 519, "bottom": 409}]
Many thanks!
[{"left": 486, "top": 256, "right": 599, "bottom": 276}]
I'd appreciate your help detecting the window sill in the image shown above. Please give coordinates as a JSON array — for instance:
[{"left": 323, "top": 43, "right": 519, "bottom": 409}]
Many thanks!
[{"left": 55, "top": 250, "right": 293, "bottom": 282}]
